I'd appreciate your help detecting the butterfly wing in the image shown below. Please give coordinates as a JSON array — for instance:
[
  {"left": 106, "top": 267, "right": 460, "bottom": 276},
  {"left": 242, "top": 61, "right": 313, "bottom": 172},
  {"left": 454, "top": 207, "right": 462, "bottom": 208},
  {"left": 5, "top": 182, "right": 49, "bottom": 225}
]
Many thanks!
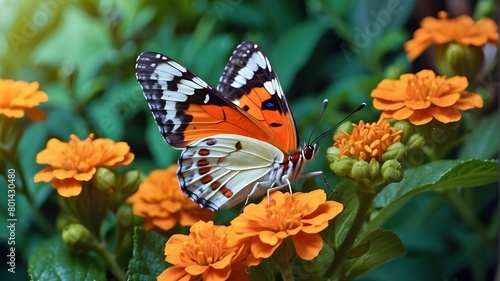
[
  {"left": 217, "top": 41, "right": 298, "bottom": 153},
  {"left": 135, "top": 51, "right": 283, "bottom": 149},
  {"left": 178, "top": 134, "right": 285, "bottom": 211}
]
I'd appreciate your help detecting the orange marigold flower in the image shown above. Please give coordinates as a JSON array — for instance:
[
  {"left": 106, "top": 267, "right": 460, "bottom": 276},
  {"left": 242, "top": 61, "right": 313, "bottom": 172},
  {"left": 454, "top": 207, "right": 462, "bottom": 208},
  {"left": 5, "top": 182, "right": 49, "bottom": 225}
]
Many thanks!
[
  {"left": 230, "top": 190, "right": 343, "bottom": 261},
  {"left": 0, "top": 79, "right": 48, "bottom": 121},
  {"left": 128, "top": 165, "right": 214, "bottom": 231},
  {"left": 404, "top": 11, "right": 499, "bottom": 60},
  {"left": 334, "top": 118, "right": 402, "bottom": 161},
  {"left": 158, "top": 221, "right": 252, "bottom": 281},
  {"left": 371, "top": 69, "right": 483, "bottom": 125},
  {"left": 34, "top": 133, "right": 134, "bottom": 197}
]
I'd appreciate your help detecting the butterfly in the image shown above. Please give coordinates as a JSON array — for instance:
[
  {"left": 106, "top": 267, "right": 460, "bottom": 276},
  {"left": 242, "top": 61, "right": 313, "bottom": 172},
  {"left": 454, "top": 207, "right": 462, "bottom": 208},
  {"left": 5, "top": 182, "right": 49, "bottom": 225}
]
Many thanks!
[{"left": 136, "top": 41, "right": 328, "bottom": 211}]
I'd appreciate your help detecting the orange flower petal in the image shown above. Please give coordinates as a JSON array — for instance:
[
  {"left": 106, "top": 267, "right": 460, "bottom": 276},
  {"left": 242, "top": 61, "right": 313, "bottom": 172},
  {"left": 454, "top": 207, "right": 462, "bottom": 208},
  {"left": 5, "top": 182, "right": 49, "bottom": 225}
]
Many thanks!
[
  {"left": 52, "top": 169, "right": 77, "bottom": 180},
  {"left": 408, "top": 110, "right": 433, "bottom": 125},
  {"left": 291, "top": 232, "right": 323, "bottom": 260},
  {"left": 158, "top": 266, "right": 190, "bottom": 281},
  {"left": 33, "top": 167, "right": 56, "bottom": 182},
  {"left": 429, "top": 107, "right": 462, "bottom": 123},
  {"left": 53, "top": 178, "right": 82, "bottom": 197},
  {"left": 371, "top": 69, "right": 483, "bottom": 125}
]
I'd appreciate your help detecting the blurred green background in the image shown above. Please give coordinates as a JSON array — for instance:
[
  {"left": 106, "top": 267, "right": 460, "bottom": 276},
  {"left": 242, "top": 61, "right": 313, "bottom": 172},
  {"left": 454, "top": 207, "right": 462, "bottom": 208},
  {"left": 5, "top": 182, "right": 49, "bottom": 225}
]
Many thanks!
[{"left": 0, "top": 0, "right": 497, "bottom": 280}]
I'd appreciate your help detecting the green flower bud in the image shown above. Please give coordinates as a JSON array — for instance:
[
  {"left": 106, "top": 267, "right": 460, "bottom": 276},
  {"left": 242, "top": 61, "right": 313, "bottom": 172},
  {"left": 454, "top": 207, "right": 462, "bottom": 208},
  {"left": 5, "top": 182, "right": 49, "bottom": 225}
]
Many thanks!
[
  {"left": 381, "top": 159, "right": 404, "bottom": 183},
  {"left": 91, "top": 167, "right": 116, "bottom": 192},
  {"left": 381, "top": 142, "right": 406, "bottom": 161},
  {"left": 330, "top": 156, "right": 356, "bottom": 177},
  {"left": 334, "top": 121, "right": 353, "bottom": 137},
  {"left": 392, "top": 120, "right": 412, "bottom": 143},
  {"left": 350, "top": 160, "right": 370, "bottom": 180},
  {"left": 406, "top": 133, "right": 425, "bottom": 151},
  {"left": 326, "top": 146, "right": 341, "bottom": 162},
  {"left": 368, "top": 159, "right": 380, "bottom": 179},
  {"left": 116, "top": 204, "right": 134, "bottom": 229},
  {"left": 435, "top": 42, "right": 484, "bottom": 81},
  {"left": 62, "top": 224, "right": 96, "bottom": 251},
  {"left": 116, "top": 170, "right": 142, "bottom": 197}
]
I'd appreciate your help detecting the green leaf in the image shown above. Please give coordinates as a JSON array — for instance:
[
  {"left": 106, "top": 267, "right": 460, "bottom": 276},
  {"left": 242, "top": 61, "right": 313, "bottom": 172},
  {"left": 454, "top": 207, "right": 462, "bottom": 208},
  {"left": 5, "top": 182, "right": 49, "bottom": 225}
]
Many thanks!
[
  {"left": 271, "top": 20, "right": 325, "bottom": 92},
  {"left": 294, "top": 242, "right": 335, "bottom": 279},
  {"left": 248, "top": 260, "right": 275, "bottom": 281},
  {"left": 370, "top": 159, "right": 499, "bottom": 229},
  {"left": 28, "top": 236, "right": 106, "bottom": 281},
  {"left": 459, "top": 111, "right": 499, "bottom": 159},
  {"left": 325, "top": 181, "right": 358, "bottom": 249},
  {"left": 127, "top": 227, "right": 169, "bottom": 281},
  {"left": 340, "top": 229, "right": 405, "bottom": 279}
]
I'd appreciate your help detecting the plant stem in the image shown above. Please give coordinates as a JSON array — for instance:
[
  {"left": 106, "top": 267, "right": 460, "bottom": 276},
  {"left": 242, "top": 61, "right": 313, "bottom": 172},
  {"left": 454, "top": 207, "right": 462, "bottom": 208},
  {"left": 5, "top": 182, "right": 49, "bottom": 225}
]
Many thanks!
[
  {"left": 0, "top": 143, "right": 55, "bottom": 236},
  {"left": 324, "top": 189, "right": 375, "bottom": 278},
  {"left": 443, "top": 190, "right": 495, "bottom": 246},
  {"left": 95, "top": 242, "right": 126, "bottom": 281},
  {"left": 279, "top": 265, "right": 295, "bottom": 281}
]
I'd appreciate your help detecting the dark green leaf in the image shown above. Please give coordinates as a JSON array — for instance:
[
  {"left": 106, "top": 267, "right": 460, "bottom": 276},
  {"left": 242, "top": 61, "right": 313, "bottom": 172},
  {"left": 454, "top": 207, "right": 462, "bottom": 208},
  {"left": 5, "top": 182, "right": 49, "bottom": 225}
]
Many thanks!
[
  {"left": 340, "top": 229, "right": 405, "bottom": 279},
  {"left": 294, "top": 242, "right": 335, "bottom": 279},
  {"left": 370, "top": 159, "right": 499, "bottom": 229},
  {"left": 28, "top": 236, "right": 106, "bottom": 281},
  {"left": 325, "top": 181, "right": 358, "bottom": 249},
  {"left": 248, "top": 260, "right": 275, "bottom": 281},
  {"left": 127, "top": 227, "right": 169, "bottom": 281},
  {"left": 271, "top": 20, "right": 325, "bottom": 92},
  {"left": 459, "top": 111, "right": 499, "bottom": 159}
]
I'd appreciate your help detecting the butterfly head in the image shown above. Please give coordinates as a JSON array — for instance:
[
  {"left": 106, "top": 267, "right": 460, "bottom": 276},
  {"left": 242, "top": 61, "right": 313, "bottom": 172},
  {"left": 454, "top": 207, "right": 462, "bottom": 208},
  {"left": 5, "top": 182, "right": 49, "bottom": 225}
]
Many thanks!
[{"left": 302, "top": 142, "right": 319, "bottom": 161}]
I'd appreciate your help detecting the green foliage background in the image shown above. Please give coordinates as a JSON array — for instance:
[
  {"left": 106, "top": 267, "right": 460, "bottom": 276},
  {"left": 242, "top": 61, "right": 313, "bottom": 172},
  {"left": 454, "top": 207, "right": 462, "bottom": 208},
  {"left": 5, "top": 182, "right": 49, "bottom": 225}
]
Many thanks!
[{"left": 0, "top": 0, "right": 498, "bottom": 280}]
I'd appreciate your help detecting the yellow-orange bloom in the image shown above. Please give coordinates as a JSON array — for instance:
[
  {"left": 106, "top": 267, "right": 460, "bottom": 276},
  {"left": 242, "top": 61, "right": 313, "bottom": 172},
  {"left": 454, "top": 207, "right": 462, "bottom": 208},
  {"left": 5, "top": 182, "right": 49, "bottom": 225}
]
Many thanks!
[
  {"left": 404, "top": 11, "right": 499, "bottom": 60},
  {"left": 371, "top": 69, "right": 483, "bottom": 125},
  {"left": 0, "top": 79, "right": 48, "bottom": 121},
  {"left": 128, "top": 165, "right": 214, "bottom": 231},
  {"left": 34, "top": 134, "right": 134, "bottom": 197},
  {"left": 158, "top": 221, "right": 252, "bottom": 281},
  {"left": 230, "top": 190, "right": 343, "bottom": 261},
  {"left": 334, "top": 118, "right": 402, "bottom": 161}
]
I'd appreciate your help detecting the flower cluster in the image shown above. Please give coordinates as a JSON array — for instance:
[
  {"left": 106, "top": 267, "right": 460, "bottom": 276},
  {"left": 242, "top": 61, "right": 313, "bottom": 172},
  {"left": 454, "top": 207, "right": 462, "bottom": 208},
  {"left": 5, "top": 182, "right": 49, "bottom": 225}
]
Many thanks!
[
  {"left": 128, "top": 165, "right": 215, "bottom": 231},
  {"left": 34, "top": 133, "right": 135, "bottom": 197},
  {"left": 0, "top": 79, "right": 48, "bottom": 121},
  {"left": 404, "top": 11, "right": 498, "bottom": 61},
  {"left": 158, "top": 190, "right": 343, "bottom": 280},
  {"left": 371, "top": 70, "right": 483, "bottom": 125}
]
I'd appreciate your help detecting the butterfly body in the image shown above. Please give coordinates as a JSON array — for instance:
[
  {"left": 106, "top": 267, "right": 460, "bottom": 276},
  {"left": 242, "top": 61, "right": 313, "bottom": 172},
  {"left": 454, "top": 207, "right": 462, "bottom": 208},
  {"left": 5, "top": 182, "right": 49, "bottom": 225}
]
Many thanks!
[{"left": 136, "top": 41, "right": 319, "bottom": 211}]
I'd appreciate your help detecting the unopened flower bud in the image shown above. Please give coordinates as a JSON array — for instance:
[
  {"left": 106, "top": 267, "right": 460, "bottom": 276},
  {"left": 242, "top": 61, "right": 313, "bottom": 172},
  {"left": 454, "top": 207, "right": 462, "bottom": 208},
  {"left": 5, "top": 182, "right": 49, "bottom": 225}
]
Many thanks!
[
  {"left": 116, "top": 204, "right": 134, "bottom": 229},
  {"left": 406, "top": 133, "right": 425, "bottom": 151},
  {"left": 350, "top": 160, "right": 370, "bottom": 180},
  {"left": 435, "top": 42, "right": 484, "bottom": 81},
  {"left": 62, "top": 224, "right": 96, "bottom": 251},
  {"left": 326, "top": 146, "right": 341, "bottom": 162},
  {"left": 381, "top": 159, "right": 404, "bottom": 183},
  {"left": 330, "top": 156, "right": 355, "bottom": 177},
  {"left": 392, "top": 121, "right": 412, "bottom": 143},
  {"left": 382, "top": 142, "right": 406, "bottom": 161},
  {"left": 368, "top": 159, "right": 380, "bottom": 179},
  {"left": 92, "top": 167, "right": 115, "bottom": 192}
]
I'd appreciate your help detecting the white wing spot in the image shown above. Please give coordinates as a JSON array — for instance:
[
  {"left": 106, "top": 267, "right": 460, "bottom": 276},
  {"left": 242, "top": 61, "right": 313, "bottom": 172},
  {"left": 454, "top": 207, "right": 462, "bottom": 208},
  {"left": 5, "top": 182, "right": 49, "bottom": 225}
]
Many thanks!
[
  {"left": 204, "top": 94, "right": 210, "bottom": 103},
  {"left": 155, "top": 63, "right": 182, "bottom": 77}
]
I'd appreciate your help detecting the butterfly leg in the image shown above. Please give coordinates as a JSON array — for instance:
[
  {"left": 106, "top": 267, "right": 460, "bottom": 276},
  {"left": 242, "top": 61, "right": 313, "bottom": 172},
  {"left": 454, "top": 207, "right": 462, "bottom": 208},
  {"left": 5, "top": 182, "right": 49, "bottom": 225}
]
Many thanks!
[
  {"left": 298, "top": 171, "right": 333, "bottom": 192},
  {"left": 266, "top": 178, "right": 293, "bottom": 205}
]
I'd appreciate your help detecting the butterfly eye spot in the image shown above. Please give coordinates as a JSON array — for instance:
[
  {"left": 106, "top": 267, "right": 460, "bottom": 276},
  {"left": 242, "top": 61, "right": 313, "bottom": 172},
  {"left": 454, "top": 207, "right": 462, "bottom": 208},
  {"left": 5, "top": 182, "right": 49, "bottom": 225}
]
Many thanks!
[
  {"left": 261, "top": 99, "right": 278, "bottom": 111},
  {"left": 210, "top": 181, "right": 221, "bottom": 189},
  {"left": 199, "top": 167, "right": 211, "bottom": 175},
  {"left": 205, "top": 138, "right": 217, "bottom": 146},
  {"left": 198, "top": 149, "right": 210, "bottom": 156},
  {"left": 235, "top": 141, "right": 242, "bottom": 150},
  {"left": 196, "top": 159, "right": 209, "bottom": 166},
  {"left": 200, "top": 175, "right": 213, "bottom": 184},
  {"left": 220, "top": 187, "right": 234, "bottom": 198}
]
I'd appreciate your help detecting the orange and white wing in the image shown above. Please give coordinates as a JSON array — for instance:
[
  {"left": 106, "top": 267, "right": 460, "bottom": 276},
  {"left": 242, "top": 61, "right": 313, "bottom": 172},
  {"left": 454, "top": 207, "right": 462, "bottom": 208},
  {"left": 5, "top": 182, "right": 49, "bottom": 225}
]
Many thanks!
[
  {"left": 217, "top": 41, "right": 298, "bottom": 153},
  {"left": 135, "top": 51, "right": 282, "bottom": 149}
]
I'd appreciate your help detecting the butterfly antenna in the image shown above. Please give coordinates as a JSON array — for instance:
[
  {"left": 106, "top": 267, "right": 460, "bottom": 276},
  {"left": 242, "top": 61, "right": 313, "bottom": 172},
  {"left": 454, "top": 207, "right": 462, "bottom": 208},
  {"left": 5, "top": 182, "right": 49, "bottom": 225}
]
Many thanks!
[
  {"left": 307, "top": 99, "right": 329, "bottom": 145},
  {"left": 311, "top": 103, "right": 366, "bottom": 144}
]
